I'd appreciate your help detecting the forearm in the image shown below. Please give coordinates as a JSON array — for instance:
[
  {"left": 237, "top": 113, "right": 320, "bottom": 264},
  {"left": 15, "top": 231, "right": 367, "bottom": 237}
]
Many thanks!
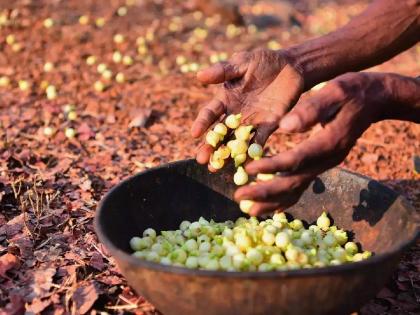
[
  {"left": 381, "top": 74, "right": 420, "bottom": 123},
  {"left": 286, "top": 0, "right": 420, "bottom": 90}
]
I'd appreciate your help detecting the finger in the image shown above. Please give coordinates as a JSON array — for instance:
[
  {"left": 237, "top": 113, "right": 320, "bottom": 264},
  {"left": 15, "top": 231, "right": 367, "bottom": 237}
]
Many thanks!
[
  {"left": 197, "top": 61, "right": 248, "bottom": 84},
  {"left": 279, "top": 86, "right": 343, "bottom": 132},
  {"left": 236, "top": 175, "right": 313, "bottom": 216},
  {"left": 252, "top": 121, "right": 278, "bottom": 146},
  {"left": 249, "top": 201, "right": 280, "bottom": 217},
  {"left": 234, "top": 175, "right": 305, "bottom": 202},
  {"left": 196, "top": 143, "right": 214, "bottom": 164},
  {"left": 246, "top": 124, "right": 341, "bottom": 175},
  {"left": 249, "top": 190, "right": 305, "bottom": 217},
  {"left": 191, "top": 99, "right": 226, "bottom": 138},
  {"left": 245, "top": 153, "right": 298, "bottom": 175}
]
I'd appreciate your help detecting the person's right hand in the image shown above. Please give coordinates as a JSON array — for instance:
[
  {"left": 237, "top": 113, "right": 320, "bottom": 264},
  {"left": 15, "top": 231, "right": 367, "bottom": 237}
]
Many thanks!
[
  {"left": 191, "top": 49, "right": 305, "bottom": 167},
  {"left": 234, "top": 72, "right": 420, "bottom": 216}
]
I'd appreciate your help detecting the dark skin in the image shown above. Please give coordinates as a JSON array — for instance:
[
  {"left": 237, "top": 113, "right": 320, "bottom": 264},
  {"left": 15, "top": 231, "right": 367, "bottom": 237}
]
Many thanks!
[
  {"left": 192, "top": 0, "right": 420, "bottom": 215},
  {"left": 191, "top": 50, "right": 304, "bottom": 167},
  {"left": 236, "top": 73, "right": 420, "bottom": 216}
]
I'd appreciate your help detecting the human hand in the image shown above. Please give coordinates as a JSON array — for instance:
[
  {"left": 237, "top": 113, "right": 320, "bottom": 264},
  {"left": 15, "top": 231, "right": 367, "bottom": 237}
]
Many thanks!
[
  {"left": 235, "top": 72, "right": 394, "bottom": 216},
  {"left": 191, "top": 49, "right": 305, "bottom": 166}
]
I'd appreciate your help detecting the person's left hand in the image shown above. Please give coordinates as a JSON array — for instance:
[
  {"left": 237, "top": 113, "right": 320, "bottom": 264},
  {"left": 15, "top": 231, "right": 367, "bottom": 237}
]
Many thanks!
[{"left": 234, "top": 72, "right": 391, "bottom": 216}]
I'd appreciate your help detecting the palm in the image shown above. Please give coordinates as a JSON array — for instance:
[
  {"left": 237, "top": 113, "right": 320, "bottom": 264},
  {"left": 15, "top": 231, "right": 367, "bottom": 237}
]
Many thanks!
[{"left": 192, "top": 49, "right": 304, "bottom": 164}]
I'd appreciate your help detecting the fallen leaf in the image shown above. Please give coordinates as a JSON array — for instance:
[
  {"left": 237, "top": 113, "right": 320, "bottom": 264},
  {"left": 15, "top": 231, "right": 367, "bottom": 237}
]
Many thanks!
[
  {"left": 0, "top": 253, "right": 20, "bottom": 277},
  {"left": 25, "top": 298, "right": 51, "bottom": 314},
  {"left": 43, "top": 157, "right": 73, "bottom": 177},
  {"left": 11, "top": 236, "right": 33, "bottom": 259},
  {"left": 29, "top": 267, "right": 56, "bottom": 299},
  {"left": 77, "top": 122, "right": 95, "bottom": 141},
  {"left": 72, "top": 281, "right": 100, "bottom": 314},
  {"left": 88, "top": 252, "right": 104, "bottom": 271},
  {"left": 1, "top": 215, "right": 25, "bottom": 238},
  {"left": 0, "top": 294, "right": 25, "bottom": 315},
  {"left": 128, "top": 108, "right": 152, "bottom": 128},
  {"left": 165, "top": 123, "right": 183, "bottom": 134},
  {"left": 79, "top": 178, "right": 92, "bottom": 191}
]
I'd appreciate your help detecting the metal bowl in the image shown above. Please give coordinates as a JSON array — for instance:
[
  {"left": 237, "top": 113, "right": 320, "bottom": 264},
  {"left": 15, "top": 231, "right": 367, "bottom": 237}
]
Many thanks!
[{"left": 95, "top": 159, "right": 418, "bottom": 315}]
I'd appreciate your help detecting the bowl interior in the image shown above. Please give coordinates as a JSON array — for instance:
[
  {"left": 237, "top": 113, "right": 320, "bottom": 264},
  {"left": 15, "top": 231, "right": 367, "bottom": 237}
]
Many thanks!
[
  {"left": 97, "top": 160, "right": 418, "bottom": 258},
  {"left": 100, "top": 160, "right": 241, "bottom": 254}
]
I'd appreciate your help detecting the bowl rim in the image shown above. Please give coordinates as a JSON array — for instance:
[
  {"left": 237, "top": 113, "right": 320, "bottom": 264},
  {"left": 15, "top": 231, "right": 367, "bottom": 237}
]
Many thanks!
[{"left": 94, "top": 159, "right": 419, "bottom": 278}]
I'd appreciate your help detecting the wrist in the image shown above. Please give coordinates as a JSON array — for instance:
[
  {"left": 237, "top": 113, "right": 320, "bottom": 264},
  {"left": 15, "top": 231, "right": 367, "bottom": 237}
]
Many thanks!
[{"left": 284, "top": 42, "right": 333, "bottom": 92}]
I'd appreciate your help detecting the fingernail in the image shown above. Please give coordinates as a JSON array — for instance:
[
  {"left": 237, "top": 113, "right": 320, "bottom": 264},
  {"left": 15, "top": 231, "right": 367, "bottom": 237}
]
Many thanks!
[{"left": 280, "top": 114, "right": 300, "bottom": 132}]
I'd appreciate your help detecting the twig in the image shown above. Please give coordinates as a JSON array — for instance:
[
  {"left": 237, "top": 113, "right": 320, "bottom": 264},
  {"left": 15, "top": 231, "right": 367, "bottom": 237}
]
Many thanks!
[
  {"left": 105, "top": 304, "right": 139, "bottom": 310},
  {"left": 35, "top": 237, "right": 51, "bottom": 249},
  {"left": 119, "top": 295, "right": 139, "bottom": 306},
  {"left": 91, "top": 243, "right": 111, "bottom": 262},
  {"left": 19, "top": 195, "right": 36, "bottom": 239},
  {"left": 18, "top": 132, "right": 40, "bottom": 141},
  {"left": 105, "top": 295, "right": 140, "bottom": 311},
  {"left": 11, "top": 178, "right": 23, "bottom": 198}
]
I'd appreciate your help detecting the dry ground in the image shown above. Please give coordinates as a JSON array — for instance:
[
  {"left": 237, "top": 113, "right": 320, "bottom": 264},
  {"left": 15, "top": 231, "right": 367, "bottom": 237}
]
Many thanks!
[{"left": 0, "top": 0, "right": 419, "bottom": 314}]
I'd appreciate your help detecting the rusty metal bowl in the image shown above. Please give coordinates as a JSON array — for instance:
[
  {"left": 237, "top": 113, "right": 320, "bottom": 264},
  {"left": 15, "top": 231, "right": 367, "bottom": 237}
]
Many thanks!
[{"left": 95, "top": 159, "right": 418, "bottom": 315}]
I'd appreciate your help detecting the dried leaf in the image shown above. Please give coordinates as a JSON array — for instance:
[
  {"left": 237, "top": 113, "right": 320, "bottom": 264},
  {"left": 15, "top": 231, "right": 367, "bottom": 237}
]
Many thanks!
[
  {"left": 88, "top": 252, "right": 105, "bottom": 271},
  {"left": 25, "top": 298, "right": 51, "bottom": 314},
  {"left": 165, "top": 123, "right": 183, "bottom": 134},
  {"left": 77, "top": 122, "right": 95, "bottom": 141},
  {"left": 72, "top": 282, "right": 99, "bottom": 314},
  {"left": 0, "top": 253, "right": 20, "bottom": 277},
  {"left": 0, "top": 294, "right": 25, "bottom": 315},
  {"left": 1, "top": 215, "right": 25, "bottom": 238},
  {"left": 29, "top": 267, "right": 56, "bottom": 299},
  {"left": 79, "top": 178, "right": 92, "bottom": 191},
  {"left": 11, "top": 236, "right": 33, "bottom": 259},
  {"left": 128, "top": 109, "right": 152, "bottom": 128}
]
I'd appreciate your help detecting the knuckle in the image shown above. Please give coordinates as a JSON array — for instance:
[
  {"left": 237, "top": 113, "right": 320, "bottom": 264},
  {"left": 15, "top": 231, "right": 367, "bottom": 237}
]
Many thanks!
[
  {"left": 340, "top": 72, "right": 358, "bottom": 81},
  {"left": 289, "top": 151, "right": 304, "bottom": 171},
  {"left": 303, "top": 100, "right": 320, "bottom": 117},
  {"left": 253, "top": 185, "right": 268, "bottom": 200},
  {"left": 201, "top": 107, "right": 216, "bottom": 120},
  {"left": 211, "top": 99, "right": 224, "bottom": 112},
  {"left": 287, "top": 179, "right": 302, "bottom": 192},
  {"left": 330, "top": 72, "right": 366, "bottom": 98},
  {"left": 195, "top": 118, "right": 208, "bottom": 129},
  {"left": 329, "top": 80, "right": 348, "bottom": 99},
  {"left": 274, "top": 152, "right": 302, "bottom": 171}
]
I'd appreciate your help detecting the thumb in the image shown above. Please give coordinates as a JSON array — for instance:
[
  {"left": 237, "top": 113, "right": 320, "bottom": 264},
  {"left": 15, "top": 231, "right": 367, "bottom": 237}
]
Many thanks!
[
  {"left": 197, "top": 61, "right": 248, "bottom": 84},
  {"left": 279, "top": 87, "right": 342, "bottom": 132},
  {"left": 253, "top": 121, "right": 279, "bottom": 147}
]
